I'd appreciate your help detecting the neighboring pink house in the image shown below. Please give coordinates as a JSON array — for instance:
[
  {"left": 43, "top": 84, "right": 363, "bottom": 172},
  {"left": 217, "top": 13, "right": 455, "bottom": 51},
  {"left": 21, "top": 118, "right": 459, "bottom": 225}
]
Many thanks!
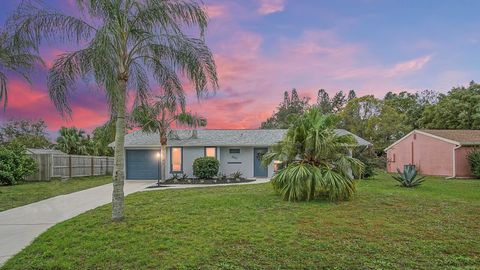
[{"left": 385, "top": 130, "right": 480, "bottom": 178}]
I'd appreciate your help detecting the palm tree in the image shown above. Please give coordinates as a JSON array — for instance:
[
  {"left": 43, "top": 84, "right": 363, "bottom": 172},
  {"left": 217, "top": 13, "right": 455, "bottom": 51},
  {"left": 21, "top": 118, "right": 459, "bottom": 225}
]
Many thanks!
[
  {"left": 131, "top": 95, "right": 206, "bottom": 183},
  {"left": 55, "top": 126, "right": 89, "bottom": 155},
  {"left": 262, "top": 108, "right": 364, "bottom": 202},
  {"left": 0, "top": 30, "right": 41, "bottom": 109},
  {"left": 9, "top": 0, "right": 218, "bottom": 220}
]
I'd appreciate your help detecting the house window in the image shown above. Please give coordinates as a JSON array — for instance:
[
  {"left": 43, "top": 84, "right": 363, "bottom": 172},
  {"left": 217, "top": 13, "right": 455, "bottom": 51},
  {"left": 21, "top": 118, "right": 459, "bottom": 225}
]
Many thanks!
[
  {"left": 205, "top": 147, "right": 217, "bottom": 158},
  {"left": 170, "top": 147, "right": 183, "bottom": 172},
  {"left": 229, "top": 149, "right": 240, "bottom": 154}
]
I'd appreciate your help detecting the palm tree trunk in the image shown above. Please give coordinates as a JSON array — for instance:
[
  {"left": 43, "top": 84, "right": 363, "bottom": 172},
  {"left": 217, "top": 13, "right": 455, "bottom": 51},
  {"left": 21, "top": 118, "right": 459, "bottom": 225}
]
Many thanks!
[
  {"left": 112, "top": 80, "right": 126, "bottom": 221},
  {"left": 160, "top": 132, "right": 167, "bottom": 182}
]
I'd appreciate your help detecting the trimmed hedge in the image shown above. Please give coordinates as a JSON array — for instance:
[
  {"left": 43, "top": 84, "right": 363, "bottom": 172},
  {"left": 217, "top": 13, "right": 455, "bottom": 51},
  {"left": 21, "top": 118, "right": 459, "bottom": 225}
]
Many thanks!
[{"left": 193, "top": 157, "right": 219, "bottom": 179}]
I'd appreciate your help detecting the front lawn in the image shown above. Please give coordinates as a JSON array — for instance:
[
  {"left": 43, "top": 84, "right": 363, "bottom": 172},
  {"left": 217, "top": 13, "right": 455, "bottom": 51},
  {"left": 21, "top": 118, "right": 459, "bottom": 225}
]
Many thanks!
[
  {"left": 3, "top": 173, "right": 480, "bottom": 269},
  {"left": 0, "top": 176, "right": 112, "bottom": 211}
]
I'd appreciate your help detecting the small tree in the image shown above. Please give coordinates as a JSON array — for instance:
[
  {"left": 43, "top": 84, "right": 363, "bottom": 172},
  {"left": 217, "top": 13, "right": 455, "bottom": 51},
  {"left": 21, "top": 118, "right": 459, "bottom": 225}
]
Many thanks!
[
  {"left": 0, "top": 142, "right": 37, "bottom": 185},
  {"left": 467, "top": 149, "right": 480, "bottom": 178},
  {"left": 131, "top": 96, "right": 207, "bottom": 182},
  {"left": 193, "top": 157, "right": 219, "bottom": 179}
]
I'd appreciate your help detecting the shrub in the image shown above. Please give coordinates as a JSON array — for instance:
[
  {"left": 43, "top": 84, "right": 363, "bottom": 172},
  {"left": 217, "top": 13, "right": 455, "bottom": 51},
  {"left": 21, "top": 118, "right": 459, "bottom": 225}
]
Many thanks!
[
  {"left": 392, "top": 164, "right": 425, "bottom": 187},
  {"left": 353, "top": 146, "right": 378, "bottom": 179},
  {"left": 0, "top": 142, "right": 37, "bottom": 185},
  {"left": 193, "top": 157, "right": 219, "bottom": 179},
  {"left": 230, "top": 171, "right": 243, "bottom": 179},
  {"left": 263, "top": 109, "right": 364, "bottom": 202},
  {"left": 467, "top": 149, "right": 480, "bottom": 178}
]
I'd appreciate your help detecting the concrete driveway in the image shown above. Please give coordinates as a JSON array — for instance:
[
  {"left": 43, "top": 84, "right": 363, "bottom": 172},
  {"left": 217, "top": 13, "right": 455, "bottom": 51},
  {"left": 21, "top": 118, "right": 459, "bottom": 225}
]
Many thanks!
[
  {"left": 0, "top": 181, "right": 152, "bottom": 265},
  {"left": 0, "top": 178, "right": 270, "bottom": 265}
]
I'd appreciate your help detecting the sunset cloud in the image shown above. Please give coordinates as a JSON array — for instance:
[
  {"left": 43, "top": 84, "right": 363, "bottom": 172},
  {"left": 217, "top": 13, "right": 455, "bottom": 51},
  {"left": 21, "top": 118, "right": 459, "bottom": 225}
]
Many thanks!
[{"left": 257, "top": 0, "right": 285, "bottom": 15}]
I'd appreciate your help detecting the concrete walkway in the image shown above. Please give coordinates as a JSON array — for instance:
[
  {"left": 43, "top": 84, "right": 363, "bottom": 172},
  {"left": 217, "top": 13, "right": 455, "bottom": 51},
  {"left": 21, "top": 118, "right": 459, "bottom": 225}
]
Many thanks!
[{"left": 0, "top": 178, "right": 269, "bottom": 265}]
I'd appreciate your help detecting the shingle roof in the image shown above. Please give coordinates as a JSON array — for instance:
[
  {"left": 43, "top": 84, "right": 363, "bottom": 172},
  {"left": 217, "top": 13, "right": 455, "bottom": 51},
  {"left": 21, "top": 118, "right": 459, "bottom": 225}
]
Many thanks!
[
  {"left": 114, "top": 129, "right": 372, "bottom": 148},
  {"left": 420, "top": 129, "right": 480, "bottom": 145}
]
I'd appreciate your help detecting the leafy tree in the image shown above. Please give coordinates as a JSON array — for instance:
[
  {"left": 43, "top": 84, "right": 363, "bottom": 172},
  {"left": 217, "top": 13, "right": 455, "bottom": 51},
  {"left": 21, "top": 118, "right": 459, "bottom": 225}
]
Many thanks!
[
  {"left": 55, "top": 127, "right": 89, "bottom": 155},
  {"left": 339, "top": 95, "right": 408, "bottom": 154},
  {"left": 131, "top": 96, "right": 207, "bottom": 182},
  {"left": 0, "top": 119, "right": 51, "bottom": 148},
  {"left": 261, "top": 89, "right": 310, "bottom": 129},
  {"left": 347, "top": 89, "right": 357, "bottom": 101},
  {"left": 316, "top": 89, "right": 331, "bottom": 114},
  {"left": 263, "top": 108, "right": 364, "bottom": 202},
  {"left": 419, "top": 81, "right": 480, "bottom": 129},
  {"left": 331, "top": 91, "right": 346, "bottom": 112},
  {"left": 0, "top": 141, "right": 37, "bottom": 185},
  {"left": 10, "top": 0, "right": 218, "bottom": 220},
  {"left": 0, "top": 30, "right": 41, "bottom": 109},
  {"left": 91, "top": 120, "right": 117, "bottom": 156}
]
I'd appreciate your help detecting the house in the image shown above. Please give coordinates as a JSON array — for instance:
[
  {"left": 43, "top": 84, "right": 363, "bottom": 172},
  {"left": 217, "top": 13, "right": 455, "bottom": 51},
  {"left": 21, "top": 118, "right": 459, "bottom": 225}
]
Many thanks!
[
  {"left": 385, "top": 129, "right": 480, "bottom": 177},
  {"left": 117, "top": 129, "right": 372, "bottom": 180}
]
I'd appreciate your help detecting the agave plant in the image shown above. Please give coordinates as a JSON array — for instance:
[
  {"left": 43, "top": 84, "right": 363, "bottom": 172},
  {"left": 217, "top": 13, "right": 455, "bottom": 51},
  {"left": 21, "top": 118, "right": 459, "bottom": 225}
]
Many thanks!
[
  {"left": 392, "top": 165, "right": 426, "bottom": 187},
  {"left": 263, "top": 108, "right": 364, "bottom": 202}
]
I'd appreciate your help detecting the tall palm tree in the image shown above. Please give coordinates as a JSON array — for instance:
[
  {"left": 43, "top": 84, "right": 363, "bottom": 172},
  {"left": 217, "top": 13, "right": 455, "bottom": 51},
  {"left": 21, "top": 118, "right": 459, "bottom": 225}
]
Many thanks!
[
  {"left": 9, "top": 0, "right": 218, "bottom": 220},
  {"left": 0, "top": 30, "right": 42, "bottom": 109},
  {"left": 262, "top": 108, "right": 364, "bottom": 202},
  {"left": 131, "top": 95, "right": 206, "bottom": 183}
]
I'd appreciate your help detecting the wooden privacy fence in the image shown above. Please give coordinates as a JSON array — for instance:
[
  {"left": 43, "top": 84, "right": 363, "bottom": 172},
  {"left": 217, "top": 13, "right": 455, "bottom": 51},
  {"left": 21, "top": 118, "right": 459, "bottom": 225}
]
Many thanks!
[{"left": 26, "top": 154, "right": 114, "bottom": 181}]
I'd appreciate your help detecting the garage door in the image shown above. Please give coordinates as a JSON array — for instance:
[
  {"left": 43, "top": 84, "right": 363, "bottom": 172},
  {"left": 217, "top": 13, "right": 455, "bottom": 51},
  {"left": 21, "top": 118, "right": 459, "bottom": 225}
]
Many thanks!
[{"left": 126, "top": 150, "right": 159, "bottom": 180}]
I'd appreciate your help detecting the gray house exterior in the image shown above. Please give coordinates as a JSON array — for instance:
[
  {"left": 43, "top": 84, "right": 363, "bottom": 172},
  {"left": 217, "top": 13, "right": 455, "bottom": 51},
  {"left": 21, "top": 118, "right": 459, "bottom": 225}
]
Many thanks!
[{"left": 117, "top": 129, "right": 371, "bottom": 180}]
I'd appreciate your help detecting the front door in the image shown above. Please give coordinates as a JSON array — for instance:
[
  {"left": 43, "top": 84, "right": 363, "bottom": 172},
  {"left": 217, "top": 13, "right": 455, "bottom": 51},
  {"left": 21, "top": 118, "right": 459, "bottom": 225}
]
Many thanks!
[{"left": 254, "top": 148, "right": 268, "bottom": 177}]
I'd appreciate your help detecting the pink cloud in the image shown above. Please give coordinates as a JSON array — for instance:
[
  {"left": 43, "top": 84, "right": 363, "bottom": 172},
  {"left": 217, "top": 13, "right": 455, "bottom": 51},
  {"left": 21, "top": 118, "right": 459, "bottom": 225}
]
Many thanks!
[
  {"left": 206, "top": 4, "right": 228, "bottom": 19},
  {"left": 258, "top": 0, "right": 285, "bottom": 15}
]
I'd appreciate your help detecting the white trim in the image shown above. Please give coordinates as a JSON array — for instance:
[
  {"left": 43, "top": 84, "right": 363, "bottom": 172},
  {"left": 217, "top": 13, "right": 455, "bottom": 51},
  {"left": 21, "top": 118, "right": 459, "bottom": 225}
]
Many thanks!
[
  {"left": 452, "top": 145, "right": 462, "bottom": 178},
  {"left": 384, "top": 130, "right": 461, "bottom": 152}
]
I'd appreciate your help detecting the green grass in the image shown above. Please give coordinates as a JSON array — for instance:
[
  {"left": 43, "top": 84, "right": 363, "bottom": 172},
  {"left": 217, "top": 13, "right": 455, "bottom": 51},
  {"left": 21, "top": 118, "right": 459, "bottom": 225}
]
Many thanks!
[
  {"left": 3, "top": 172, "right": 480, "bottom": 269},
  {"left": 0, "top": 176, "right": 112, "bottom": 211}
]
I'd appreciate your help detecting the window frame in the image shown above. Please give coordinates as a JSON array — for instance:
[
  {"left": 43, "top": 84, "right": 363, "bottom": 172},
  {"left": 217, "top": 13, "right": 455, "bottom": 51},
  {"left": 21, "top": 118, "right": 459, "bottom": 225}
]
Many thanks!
[
  {"left": 204, "top": 146, "right": 217, "bottom": 158},
  {"left": 170, "top": 147, "right": 183, "bottom": 173}
]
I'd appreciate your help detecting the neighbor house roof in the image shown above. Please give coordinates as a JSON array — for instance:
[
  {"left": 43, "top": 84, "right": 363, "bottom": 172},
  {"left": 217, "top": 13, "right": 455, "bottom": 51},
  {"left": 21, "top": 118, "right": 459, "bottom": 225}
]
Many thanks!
[
  {"left": 420, "top": 129, "right": 480, "bottom": 145},
  {"left": 384, "top": 129, "right": 480, "bottom": 151},
  {"left": 112, "top": 129, "right": 372, "bottom": 148}
]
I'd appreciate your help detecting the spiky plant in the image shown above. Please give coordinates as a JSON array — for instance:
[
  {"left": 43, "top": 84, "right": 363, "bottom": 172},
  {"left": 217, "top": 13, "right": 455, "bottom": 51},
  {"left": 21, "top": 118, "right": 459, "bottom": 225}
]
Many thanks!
[
  {"left": 263, "top": 108, "right": 364, "bottom": 202},
  {"left": 392, "top": 165, "right": 426, "bottom": 187},
  {"left": 0, "top": 30, "right": 42, "bottom": 109},
  {"left": 8, "top": 0, "right": 218, "bottom": 220}
]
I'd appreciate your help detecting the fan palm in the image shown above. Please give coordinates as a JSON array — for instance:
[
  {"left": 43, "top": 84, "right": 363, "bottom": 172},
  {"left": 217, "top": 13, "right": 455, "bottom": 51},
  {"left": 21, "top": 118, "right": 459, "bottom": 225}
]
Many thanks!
[
  {"left": 9, "top": 0, "right": 218, "bottom": 220},
  {"left": 55, "top": 126, "right": 89, "bottom": 155},
  {"left": 263, "top": 108, "right": 365, "bottom": 201},
  {"left": 0, "top": 30, "right": 42, "bottom": 109},
  {"left": 130, "top": 95, "right": 206, "bottom": 182}
]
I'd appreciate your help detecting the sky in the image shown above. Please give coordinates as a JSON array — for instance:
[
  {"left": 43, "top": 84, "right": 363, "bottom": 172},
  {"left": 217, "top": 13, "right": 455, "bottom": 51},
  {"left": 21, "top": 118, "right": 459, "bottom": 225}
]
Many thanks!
[{"left": 1, "top": 0, "right": 479, "bottom": 135}]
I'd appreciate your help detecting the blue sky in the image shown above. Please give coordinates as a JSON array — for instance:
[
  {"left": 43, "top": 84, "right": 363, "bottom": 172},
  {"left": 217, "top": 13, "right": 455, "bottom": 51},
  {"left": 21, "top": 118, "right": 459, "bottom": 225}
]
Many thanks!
[{"left": 0, "top": 0, "right": 479, "bottom": 131}]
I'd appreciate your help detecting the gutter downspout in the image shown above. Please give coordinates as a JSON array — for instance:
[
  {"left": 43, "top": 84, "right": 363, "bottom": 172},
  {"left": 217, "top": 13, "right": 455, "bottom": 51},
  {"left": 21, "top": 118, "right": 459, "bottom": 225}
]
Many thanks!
[{"left": 449, "top": 145, "right": 462, "bottom": 179}]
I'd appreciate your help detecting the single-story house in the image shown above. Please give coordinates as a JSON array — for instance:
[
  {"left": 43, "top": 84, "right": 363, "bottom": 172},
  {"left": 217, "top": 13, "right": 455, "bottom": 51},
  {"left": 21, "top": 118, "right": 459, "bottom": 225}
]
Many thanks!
[
  {"left": 115, "top": 129, "right": 371, "bottom": 180},
  {"left": 385, "top": 129, "right": 480, "bottom": 177}
]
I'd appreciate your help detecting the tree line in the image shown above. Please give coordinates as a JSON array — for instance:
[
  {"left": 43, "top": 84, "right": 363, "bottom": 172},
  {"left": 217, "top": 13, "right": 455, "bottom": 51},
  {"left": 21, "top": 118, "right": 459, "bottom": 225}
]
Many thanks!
[
  {"left": 0, "top": 119, "right": 116, "bottom": 156},
  {"left": 261, "top": 81, "right": 480, "bottom": 155}
]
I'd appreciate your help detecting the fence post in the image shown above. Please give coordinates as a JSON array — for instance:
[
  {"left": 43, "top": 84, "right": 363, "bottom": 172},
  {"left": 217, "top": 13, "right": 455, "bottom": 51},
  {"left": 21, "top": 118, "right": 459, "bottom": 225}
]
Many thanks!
[
  {"left": 91, "top": 157, "right": 94, "bottom": 176},
  {"left": 68, "top": 155, "right": 72, "bottom": 178}
]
